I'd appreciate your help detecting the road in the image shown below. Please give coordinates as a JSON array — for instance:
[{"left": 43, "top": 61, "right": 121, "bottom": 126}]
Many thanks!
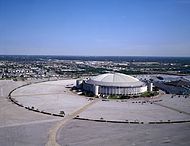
[{"left": 45, "top": 98, "right": 99, "bottom": 146}]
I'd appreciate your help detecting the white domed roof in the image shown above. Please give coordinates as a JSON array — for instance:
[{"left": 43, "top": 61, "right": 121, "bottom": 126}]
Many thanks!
[
  {"left": 92, "top": 73, "right": 139, "bottom": 82},
  {"left": 86, "top": 73, "right": 145, "bottom": 87}
]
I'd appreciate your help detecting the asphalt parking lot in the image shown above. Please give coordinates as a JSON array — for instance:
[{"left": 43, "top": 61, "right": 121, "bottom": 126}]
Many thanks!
[{"left": 1, "top": 79, "right": 190, "bottom": 146}]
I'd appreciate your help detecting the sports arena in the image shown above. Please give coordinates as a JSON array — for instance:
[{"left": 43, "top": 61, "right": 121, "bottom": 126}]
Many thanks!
[{"left": 79, "top": 73, "right": 148, "bottom": 96}]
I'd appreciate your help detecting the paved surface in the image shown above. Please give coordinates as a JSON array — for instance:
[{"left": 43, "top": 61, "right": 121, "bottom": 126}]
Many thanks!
[
  {"left": 58, "top": 120, "right": 190, "bottom": 146},
  {"left": 0, "top": 80, "right": 61, "bottom": 146},
  {"left": 79, "top": 99, "right": 190, "bottom": 122},
  {"left": 1, "top": 79, "right": 190, "bottom": 146},
  {"left": 11, "top": 80, "right": 89, "bottom": 115},
  {"left": 11, "top": 80, "right": 190, "bottom": 123},
  {"left": 46, "top": 99, "right": 99, "bottom": 146},
  {"left": 0, "top": 120, "right": 57, "bottom": 146},
  {"left": 0, "top": 80, "right": 60, "bottom": 126}
]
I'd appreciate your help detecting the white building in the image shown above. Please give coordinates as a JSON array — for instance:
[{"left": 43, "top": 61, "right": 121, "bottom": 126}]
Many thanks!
[{"left": 82, "top": 73, "right": 147, "bottom": 96}]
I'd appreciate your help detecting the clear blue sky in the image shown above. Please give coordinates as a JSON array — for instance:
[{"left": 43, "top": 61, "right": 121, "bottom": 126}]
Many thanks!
[{"left": 0, "top": 0, "right": 190, "bottom": 56}]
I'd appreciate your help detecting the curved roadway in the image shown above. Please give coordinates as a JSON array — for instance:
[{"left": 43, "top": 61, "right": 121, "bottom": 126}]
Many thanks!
[{"left": 1, "top": 79, "right": 190, "bottom": 146}]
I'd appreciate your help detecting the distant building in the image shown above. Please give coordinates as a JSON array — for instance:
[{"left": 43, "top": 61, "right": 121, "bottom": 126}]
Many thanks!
[
  {"left": 154, "top": 79, "right": 190, "bottom": 95},
  {"left": 77, "top": 72, "right": 147, "bottom": 96}
]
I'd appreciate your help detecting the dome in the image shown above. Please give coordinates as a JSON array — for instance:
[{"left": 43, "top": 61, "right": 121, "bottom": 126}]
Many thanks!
[{"left": 86, "top": 73, "right": 145, "bottom": 87}]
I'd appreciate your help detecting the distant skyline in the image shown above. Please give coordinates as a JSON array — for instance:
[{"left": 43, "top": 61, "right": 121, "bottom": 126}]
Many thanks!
[{"left": 0, "top": 0, "right": 190, "bottom": 57}]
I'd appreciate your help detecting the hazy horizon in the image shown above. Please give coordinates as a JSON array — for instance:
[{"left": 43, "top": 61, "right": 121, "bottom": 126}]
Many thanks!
[{"left": 1, "top": 52, "right": 190, "bottom": 57}]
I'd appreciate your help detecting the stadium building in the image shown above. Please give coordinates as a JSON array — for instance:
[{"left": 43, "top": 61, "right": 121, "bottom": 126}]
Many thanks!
[{"left": 77, "top": 73, "right": 148, "bottom": 96}]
